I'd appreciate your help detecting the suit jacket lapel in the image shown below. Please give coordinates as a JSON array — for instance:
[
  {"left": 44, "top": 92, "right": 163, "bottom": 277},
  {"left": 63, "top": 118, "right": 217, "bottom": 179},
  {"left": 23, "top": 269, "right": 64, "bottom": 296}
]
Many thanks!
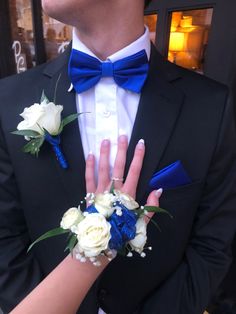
[
  {"left": 126, "top": 47, "right": 185, "bottom": 203},
  {"left": 43, "top": 47, "right": 86, "bottom": 206}
]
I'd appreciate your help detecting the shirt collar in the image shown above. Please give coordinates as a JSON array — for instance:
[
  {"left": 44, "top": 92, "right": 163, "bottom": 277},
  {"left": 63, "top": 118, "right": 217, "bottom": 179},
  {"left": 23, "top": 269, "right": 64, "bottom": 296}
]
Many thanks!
[{"left": 72, "top": 26, "right": 151, "bottom": 62}]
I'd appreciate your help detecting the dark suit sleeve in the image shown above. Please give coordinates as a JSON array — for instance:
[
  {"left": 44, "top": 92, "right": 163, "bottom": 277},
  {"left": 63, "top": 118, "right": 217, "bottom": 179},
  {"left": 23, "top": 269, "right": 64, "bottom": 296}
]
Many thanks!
[
  {"left": 0, "top": 124, "right": 43, "bottom": 313},
  {"left": 140, "top": 95, "right": 236, "bottom": 314}
]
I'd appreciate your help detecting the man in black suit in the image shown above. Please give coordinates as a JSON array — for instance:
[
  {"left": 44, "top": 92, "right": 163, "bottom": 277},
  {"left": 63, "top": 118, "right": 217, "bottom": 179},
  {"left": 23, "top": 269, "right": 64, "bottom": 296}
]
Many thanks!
[{"left": 0, "top": 0, "right": 235, "bottom": 313}]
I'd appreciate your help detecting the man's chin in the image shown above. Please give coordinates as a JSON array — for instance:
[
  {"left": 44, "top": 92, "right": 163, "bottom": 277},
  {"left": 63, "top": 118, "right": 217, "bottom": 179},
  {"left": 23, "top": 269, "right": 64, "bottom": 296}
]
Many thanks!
[{"left": 41, "top": 0, "right": 69, "bottom": 22}]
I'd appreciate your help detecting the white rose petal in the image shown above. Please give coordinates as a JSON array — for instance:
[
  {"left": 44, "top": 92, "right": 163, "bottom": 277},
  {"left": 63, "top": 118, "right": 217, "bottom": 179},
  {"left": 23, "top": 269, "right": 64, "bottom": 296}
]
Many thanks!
[
  {"left": 94, "top": 193, "right": 115, "bottom": 218},
  {"left": 76, "top": 213, "right": 111, "bottom": 258},
  {"left": 60, "top": 207, "right": 84, "bottom": 230},
  {"left": 17, "top": 101, "right": 63, "bottom": 135},
  {"left": 114, "top": 190, "right": 139, "bottom": 210},
  {"left": 129, "top": 218, "right": 147, "bottom": 253}
]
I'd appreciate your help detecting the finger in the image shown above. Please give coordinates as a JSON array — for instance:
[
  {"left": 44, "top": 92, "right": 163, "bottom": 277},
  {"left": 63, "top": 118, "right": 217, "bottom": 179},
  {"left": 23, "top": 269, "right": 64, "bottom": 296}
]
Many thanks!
[
  {"left": 144, "top": 188, "right": 163, "bottom": 224},
  {"left": 112, "top": 135, "right": 128, "bottom": 189},
  {"left": 97, "top": 139, "right": 111, "bottom": 193},
  {"left": 85, "top": 152, "right": 96, "bottom": 193},
  {"left": 122, "top": 139, "right": 145, "bottom": 198}
]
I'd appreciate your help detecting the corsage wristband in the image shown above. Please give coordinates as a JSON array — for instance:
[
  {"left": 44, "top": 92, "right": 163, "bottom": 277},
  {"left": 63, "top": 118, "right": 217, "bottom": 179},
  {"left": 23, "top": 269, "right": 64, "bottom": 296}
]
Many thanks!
[{"left": 28, "top": 188, "right": 172, "bottom": 266}]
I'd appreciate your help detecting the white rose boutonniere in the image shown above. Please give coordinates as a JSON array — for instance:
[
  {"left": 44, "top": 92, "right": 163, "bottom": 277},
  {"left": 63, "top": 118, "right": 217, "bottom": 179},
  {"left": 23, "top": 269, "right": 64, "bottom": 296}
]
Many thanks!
[
  {"left": 17, "top": 100, "right": 63, "bottom": 136},
  {"left": 12, "top": 90, "right": 82, "bottom": 169}
]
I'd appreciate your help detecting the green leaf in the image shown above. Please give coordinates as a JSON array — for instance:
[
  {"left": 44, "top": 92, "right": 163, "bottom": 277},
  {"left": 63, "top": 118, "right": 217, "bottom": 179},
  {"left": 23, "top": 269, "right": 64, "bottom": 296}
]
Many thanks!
[
  {"left": 62, "top": 113, "right": 81, "bottom": 127},
  {"left": 41, "top": 90, "right": 50, "bottom": 104},
  {"left": 22, "top": 137, "right": 44, "bottom": 157},
  {"left": 144, "top": 206, "right": 173, "bottom": 218},
  {"left": 53, "top": 73, "right": 62, "bottom": 103},
  {"left": 64, "top": 234, "right": 78, "bottom": 254},
  {"left": 144, "top": 215, "right": 162, "bottom": 232},
  {"left": 109, "top": 180, "right": 115, "bottom": 194},
  {"left": 117, "top": 246, "right": 127, "bottom": 257},
  {"left": 28, "top": 227, "right": 70, "bottom": 252},
  {"left": 12, "top": 130, "right": 41, "bottom": 137},
  {"left": 59, "top": 112, "right": 89, "bottom": 134}
]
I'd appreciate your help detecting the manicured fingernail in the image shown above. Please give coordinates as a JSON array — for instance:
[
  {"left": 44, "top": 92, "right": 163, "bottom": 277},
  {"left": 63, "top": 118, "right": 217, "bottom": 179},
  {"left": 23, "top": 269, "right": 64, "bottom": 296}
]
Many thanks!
[
  {"left": 102, "top": 139, "right": 110, "bottom": 146},
  {"left": 119, "top": 135, "right": 127, "bottom": 143},
  {"left": 137, "top": 139, "right": 145, "bottom": 148},
  {"left": 87, "top": 151, "right": 94, "bottom": 160},
  {"left": 155, "top": 188, "right": 163, "bottom": 198}
]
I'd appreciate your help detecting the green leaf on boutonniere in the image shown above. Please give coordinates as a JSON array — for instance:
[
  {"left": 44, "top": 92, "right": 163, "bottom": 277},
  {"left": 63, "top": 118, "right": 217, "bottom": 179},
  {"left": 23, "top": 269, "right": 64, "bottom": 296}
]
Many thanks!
[
  {"left": 58, "top": 113, "right": 82, "bottom": 134},
  {"left": 144, "top": 206, "right": 173, "bottom": 218},
  {"left": 28, "top": 227, "right": 70, "bottom": 252},
  {"left": 41, "top": 90, "right": 50, "bottom": 104},
  {"left": 11, "top": 130, "right": 41, "bottom": 137},
  {"left": 64, "top": 234, "right": 78, "bottom": 254},
  {"left": 61, "top": 113, "right": 81, "bottom": 128},
  {"left": 22, "top": 137, "right": 44, "bottom": 156}
]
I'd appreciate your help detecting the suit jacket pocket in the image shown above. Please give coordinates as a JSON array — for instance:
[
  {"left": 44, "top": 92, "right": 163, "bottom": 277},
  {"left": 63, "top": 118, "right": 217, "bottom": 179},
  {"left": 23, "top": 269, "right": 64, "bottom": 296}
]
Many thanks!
[
  {"left": 157, "top": 180, "right": 204, "bottom": 239},
  {"left": 161, "top": 180, "right": 204, "bottom": 204}
]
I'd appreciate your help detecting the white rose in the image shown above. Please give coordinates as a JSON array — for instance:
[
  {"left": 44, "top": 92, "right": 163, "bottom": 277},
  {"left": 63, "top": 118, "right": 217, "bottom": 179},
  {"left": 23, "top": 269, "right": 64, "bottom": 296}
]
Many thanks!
[
  {"left": 60, "top": 207, "right": 84, "bottom": 230},
  {"left": 129, "top": 218, "right": 147, "bottom": 253},
  {"left": 94, "top": 193, "right": 115, "bottom": 218},
  {"left": 17, "top": 100, "right": 63, "bottom": 135},
  {"left": 75, "top": 213, "right": 111, "bottom": 257},
  {"left": 114, "top": 190, "right": 139, "bottom": 210}
]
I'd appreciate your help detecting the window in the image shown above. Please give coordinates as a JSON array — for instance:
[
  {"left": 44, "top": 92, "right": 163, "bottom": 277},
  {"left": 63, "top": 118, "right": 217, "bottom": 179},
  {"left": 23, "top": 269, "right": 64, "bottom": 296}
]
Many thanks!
[
  {"left": 42, "top": 14, "right": 72, "bottom": 60},
  {"left": 9, "top": 0, "right": 35, "bottom": 73},
  {"left": 168, "top": 8, "right": 213, "bottom": 73},
  {"left": 144, "top": 14, "right": 158, "bottom": 43}
]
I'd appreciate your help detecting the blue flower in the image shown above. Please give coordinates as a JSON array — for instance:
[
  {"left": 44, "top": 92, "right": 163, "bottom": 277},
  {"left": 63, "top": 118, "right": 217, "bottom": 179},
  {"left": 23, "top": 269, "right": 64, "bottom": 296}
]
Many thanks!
[
  {"left": 85, "top": 205, "right": 98, "bottom": 214},
  {"left": 109, "top": 203, "right": 138, "bottom": 251}
]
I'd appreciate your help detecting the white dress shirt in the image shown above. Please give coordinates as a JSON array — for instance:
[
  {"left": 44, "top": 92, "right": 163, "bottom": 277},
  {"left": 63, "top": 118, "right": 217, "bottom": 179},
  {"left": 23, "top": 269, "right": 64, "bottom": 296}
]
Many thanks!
[
  {"left": 70, "top": 27, "right": 151, "bottom": 178},
  {"left": 70, "top": 27, "right": 151, "bottom": 314}
]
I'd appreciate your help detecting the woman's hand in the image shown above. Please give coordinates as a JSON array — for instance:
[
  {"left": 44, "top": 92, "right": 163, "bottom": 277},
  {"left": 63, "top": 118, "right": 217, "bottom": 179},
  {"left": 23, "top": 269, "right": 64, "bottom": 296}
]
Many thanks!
[{"left": 85, "top": 135, "right": 162, "bottom": 219}]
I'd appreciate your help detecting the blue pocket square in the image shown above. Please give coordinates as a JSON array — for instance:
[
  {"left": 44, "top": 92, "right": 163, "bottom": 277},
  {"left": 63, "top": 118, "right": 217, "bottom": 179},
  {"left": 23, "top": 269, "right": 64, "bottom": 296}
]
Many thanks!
[{"left": 148, "top": 160, "right": 192, "bottom": 191}]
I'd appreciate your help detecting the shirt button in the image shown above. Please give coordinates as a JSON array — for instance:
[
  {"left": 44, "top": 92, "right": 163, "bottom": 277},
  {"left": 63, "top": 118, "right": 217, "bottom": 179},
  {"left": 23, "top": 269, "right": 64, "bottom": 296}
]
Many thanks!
[{"left": 103, "top": 110, "right": 111, "bottom": 118}]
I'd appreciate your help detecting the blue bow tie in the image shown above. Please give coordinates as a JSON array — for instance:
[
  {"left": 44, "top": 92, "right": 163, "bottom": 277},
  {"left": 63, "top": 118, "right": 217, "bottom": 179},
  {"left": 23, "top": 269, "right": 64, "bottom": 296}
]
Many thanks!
[{"left": 68, "top": 49, "right": 149, "bottom": 94}]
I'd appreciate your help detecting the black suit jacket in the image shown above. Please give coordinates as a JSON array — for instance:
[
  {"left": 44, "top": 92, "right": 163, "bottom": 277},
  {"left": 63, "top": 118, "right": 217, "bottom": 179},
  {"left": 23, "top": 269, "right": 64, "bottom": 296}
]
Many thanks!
[{"left": 0, "top": 46, "right": 235, "bottom": 314}]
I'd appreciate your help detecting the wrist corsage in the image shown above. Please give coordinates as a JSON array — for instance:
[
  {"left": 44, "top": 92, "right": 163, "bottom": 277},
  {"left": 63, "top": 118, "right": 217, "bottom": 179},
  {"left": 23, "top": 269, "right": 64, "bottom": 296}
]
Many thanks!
[{"left": 28, "top": 186, "right": 172, "bottom": 266}]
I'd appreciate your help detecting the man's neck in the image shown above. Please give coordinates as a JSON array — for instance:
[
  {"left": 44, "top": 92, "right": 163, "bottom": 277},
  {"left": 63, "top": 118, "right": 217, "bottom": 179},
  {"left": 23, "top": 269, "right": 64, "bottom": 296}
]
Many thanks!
[{"left": 74, "top": 3, "right": 144, "bottom": 60}]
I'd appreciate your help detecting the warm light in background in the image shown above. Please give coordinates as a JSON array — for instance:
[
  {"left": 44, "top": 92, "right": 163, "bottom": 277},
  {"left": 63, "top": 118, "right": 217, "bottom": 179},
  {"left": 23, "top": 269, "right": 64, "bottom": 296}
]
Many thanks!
[
  {"left": 144, "top": 14, "right": 158, "bottom": 43},
  {"left": 168, "top": 9, "right": 213, "bottom": 73},
  {"left": 169, "top": 32, "right": 185, "bottom": 52}
]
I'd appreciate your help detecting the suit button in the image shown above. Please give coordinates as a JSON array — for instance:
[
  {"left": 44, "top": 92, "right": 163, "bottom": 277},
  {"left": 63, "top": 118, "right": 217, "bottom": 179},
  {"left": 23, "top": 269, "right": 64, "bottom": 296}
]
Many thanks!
[{"left": 98, "top": 288, "right": 107, "bottom": 302}]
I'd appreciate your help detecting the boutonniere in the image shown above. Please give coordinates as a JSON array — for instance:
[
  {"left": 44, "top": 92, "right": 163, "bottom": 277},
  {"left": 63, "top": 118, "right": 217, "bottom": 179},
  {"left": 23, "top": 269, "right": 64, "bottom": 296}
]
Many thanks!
[{"left": 12, "top": 91, "right": 80, "bottom": 169}]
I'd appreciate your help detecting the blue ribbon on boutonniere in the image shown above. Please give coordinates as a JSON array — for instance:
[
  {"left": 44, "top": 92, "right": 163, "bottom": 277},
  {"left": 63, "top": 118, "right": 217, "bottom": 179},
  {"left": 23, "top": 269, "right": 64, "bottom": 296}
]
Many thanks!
[
  {"left": 148, "top": 160, "right": 192, "bottom": 191},
  {"left": 44, "top": 133, "right": 68, "bottom": 169}
]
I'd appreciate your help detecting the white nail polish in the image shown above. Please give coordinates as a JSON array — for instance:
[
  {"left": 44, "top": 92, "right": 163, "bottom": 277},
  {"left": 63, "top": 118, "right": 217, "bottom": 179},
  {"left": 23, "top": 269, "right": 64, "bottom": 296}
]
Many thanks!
[
  {"left": 87, "top": 151, "right": 94, "bottom": 160},
  {"left": 137, "top": 139, "right": 145, "bottom": 148},
  {"left": 155, "top": 188, "right": 163, "bottom": 198}
]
